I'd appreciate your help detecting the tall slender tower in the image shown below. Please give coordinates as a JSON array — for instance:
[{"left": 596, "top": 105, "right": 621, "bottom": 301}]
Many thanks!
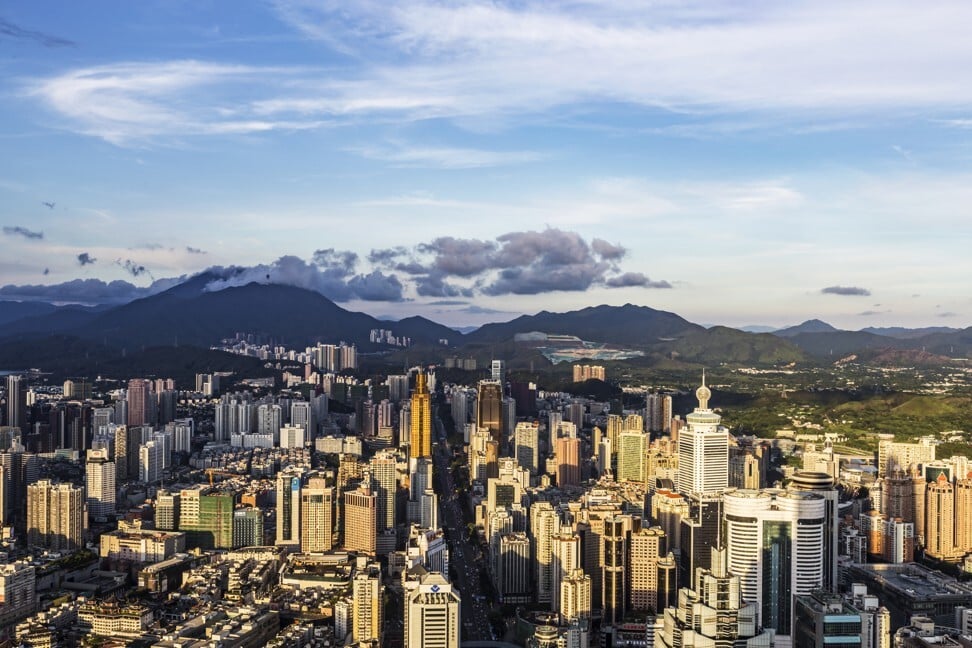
[
  {"left": 275, "top": 471, "right": 302, "bottom": 549},
  {"left": 5, "top": 375, "right": 26, "bottom": 431},
  {"left": 370, "top": 451, "right": 397, "bottom": 532},
  {"left": 126, "top": 379, "right": 151, "bottom": 427},
  {"left": 677, "top": 374, "right": 728, "bottom": 497},
  {"left": 410, "top": 372, "right": 432, "bottom": 459},
  {"left": 477, "top": 380, "right": 503, "bottom": 442}
]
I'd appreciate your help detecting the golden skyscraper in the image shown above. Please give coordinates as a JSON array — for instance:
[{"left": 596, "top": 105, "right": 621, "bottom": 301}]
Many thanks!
[{"left": 410, "top": 372, "right": 432, "bottom": 459}]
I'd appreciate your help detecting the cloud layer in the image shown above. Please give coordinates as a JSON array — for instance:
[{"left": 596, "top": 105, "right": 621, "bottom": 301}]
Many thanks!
[
  {"left": 822, "top": 285, "right": 871, "bottom": 297},
  {"left": 3, "top": 226, "right": 43, "bottom": 240},
  {"left": 23, "top": 1, "right": 972, "bottom": 144}
]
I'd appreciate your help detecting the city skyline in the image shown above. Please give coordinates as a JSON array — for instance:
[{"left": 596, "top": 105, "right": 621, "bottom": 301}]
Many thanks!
[{"left": 2, "top": 1, "right": 972, "bottom": 330}]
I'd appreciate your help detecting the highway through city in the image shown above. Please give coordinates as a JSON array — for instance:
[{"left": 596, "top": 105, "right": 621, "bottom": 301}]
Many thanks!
[{"left": 432, "top": 409, "right": 494, "bottom": 641}]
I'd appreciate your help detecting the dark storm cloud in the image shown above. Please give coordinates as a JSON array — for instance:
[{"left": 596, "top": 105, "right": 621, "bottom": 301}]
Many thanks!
[
  {"left": 419, "top": 237, "right": 497, "bottom": 277},
  {"left": 3, "top": 226, "right": 43, "bottom": 240},
  {"left": 604, "top": 272, "right": 671, "bottom": 289},
  {"left": 312, "top": 248, "right": 358, "bottom": 274},
  {"left": 348, "top": 271, "right": 404, "bottom": 301},
  {"left": 367, "top": 247, "right": 408, "bottom": 265},
  {"left": 822, "top": 285, "right": 871, "bottom": 296},
  {"left": 77, "top": 252, "right": 96, "bottom": 266},
  {"left": 0, "top": 17, "right": 76, "bottom": 48},
  {"left": 203, "top": 256, "right": 403, "bottom": 302},
  {"left": 415, "top": 273, "right": 475, "bottom": 298}
]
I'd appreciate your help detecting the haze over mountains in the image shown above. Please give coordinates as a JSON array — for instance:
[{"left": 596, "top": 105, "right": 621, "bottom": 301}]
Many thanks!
[{"left": 0, "top": 275, "right": 969, "bottom": 366}]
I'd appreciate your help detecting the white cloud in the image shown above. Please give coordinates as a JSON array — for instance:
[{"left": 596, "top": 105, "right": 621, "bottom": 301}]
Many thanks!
[
  {"left": 23, "top": 1, "right": 972, "bottom": 144},
  {"left": 346, "top": 142, "right": 543, "bottom": 168}
]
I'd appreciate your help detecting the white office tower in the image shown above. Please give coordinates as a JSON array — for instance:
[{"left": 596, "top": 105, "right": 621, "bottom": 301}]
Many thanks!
[
  {"left": 408, "top": 457, "right": 433, "bottom": 524},
  {"left": 167, "top": 419, "right": 192, "bottom": 454},
  {"left": 279, "top": 425, "right": 306, "bottom": 449},
  {"left": 421, "top": 489, "right": 438, "bottom": 530},
  {"left": 276, "top": 471, "right": 303, "bottom": 549},
  {"left": 515, "top": 422, "right": 540, "bottom": 475},
  {"left": 677, "top": 376, "right": 728, "bottom": 496},
  {"left": 405, "top": 572, "right": 461, "bottom": 648},
  {"left": 656, "top": 547, "right": 771, "bottom": 648},
  {"left": 85, "top": 448, "right": 115, "bottom": 520},
  {"left": 138, "top": 440, "right": 163, "bottom": 483},
  {"left": 723, "top": 489, "right": 827, "bottom": 648}
]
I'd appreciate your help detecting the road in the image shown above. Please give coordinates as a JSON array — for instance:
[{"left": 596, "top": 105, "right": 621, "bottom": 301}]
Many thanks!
[{"left": 432, "top": 408, "right": 494, "bottom": 641}]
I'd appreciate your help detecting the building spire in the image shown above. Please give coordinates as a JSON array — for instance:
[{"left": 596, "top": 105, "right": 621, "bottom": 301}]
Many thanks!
[{"left": 696, "top": 370, "right": 711, "bottom": 410}]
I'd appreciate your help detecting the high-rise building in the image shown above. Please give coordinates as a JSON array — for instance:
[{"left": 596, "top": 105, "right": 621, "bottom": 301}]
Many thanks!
[
  {"left": 27, "top": 480, "right": 84, "bottom": 551},
  {"left": 0, "top": 561, "right": 36, "bottom": 628},
  {"left": 85, "top": 448, "right": 115, "bottom": 521},
  {"left": 1, "top": 449, "right": 39, "bottom": 535},
  {"left": 550, "top": 533, "right": 581, "bottom": 613},
  {"left": 515, "top": 422, "right": 540, "bottom": 475},
  {"left": 793, "top": 592, "right": 864, "bottom": 648},
  {"left": 155, "top": 490, "right": 180, "bottom": 531},
  {"left": 656, "top": 547, "right": 771, "bottom": 648},
  {"left": 275, "top": 471, "right": 303, "bottom": 549},
  {"left": 290, "top": 401, "right": 313, "bottom": 435},
  {"left": 602, "top": 515, "right": 631, "bottom": 627},
  {"left": 677, "top": 376, "right": 728, "bottom": 497},
  {"left": 405, "top": 572, "right": 461, "bottom": 648},
  {"left": 555, "top": 436, "right": 581, "bottom": 487},
  {"left": 5, "top": 375, "right": 26, "bottom": 431},
  {"left": 560, "top": 568, "right": 592, "bottom": 622},
  {"left": 477, "top": 380, "right": 503, "bottom": 442},
  {"left": 233, "top": 508, "right": 264, "bottom": 547},
  {"left": 179, "top": 489, "right": 233, "bottom": 549},
  {"left": 301, "top": 477, "right": 333, "bottom": 553},
  {"left": 629, "top": 526, "right": 669, "bottom": 612},
  {"left": 126, "top": 379, "right": 151, "bottom": 427},
  {"left": 956, "top": 476, "right": 972, "bottom": 554},
  {"left": 491, "top": 360, "right": 506, "bottom": 383},
  {"left": 138, "top": 440, "right": 163, "bottom": 484},
  {"left": 410, "top": 373, "right": 432, "bottom": 459},
  {"left": 925, "top": 473, "right": 960, "bottom": 560},
  {"left": 617, "top": 430, "right": 646, "bottom": 484},
  {"left": 877, "top": 437, "right": 936, "bottom": 477},
  {"left": 497, "top": 532, "right": 532, "bottom": 603},
  {"left": 344, "top": 481, "right": 377, "bottom": 554},
  {"left": 531, "top": 501, "right": 560, "bottom": 605},
  {"left": 723, "top": 489, "right": 827, "bottom": 643},
  {"left": 352, "top": 565, "right": 382, "bottom": 643},
  {"left": 370, "top": 451, "right": 396, "bottom": 533}
]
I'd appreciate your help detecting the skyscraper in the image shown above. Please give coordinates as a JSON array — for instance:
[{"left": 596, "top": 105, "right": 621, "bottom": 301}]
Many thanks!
[
  {"left": 275, "top": 471, "right": 302, "bottom": 549},
  {"left": 410, "top": 372, "right": 432, "bottom": 459},
  {"left": 126, "top": 379, "right": 151, "bottom": 427},
  {"left": 4, "top": 375, "right": 26, "bottom": 431},
  {"left": 555, "top": 436, "right": 581, "bottom": 487},
  {"left": 477, "top": 380, "right": 503, "bottom": 442},
  {"left": 344, "top": 481, "right": 377, "bottom": 554},
  {"left": 723, "top": 489, "right": 827, "bottom": 643},
  {"left": 656, "top": 547, "right": 771, "bottom": 648},
  {"left": 405, "top": 572, "right": 461, "bottom": 648},
  {"left": 602, "top": 515, "right": 631, "bottom": 627},
  {"left": 370, "top": 451, "right": 397, "bottom": 533},
  {"left": 27, "top": 480, "right": 84, "bottom": 552},
  {"left": 677, "top": 375, "right": 728, "bottom": 497},
  {"left": 514, "top": 422, "right": 540, "bottom": 475},
  {"left": 617, "top": 430, "right": 647, "bottom": 484},
  {"left": 301, "top": 477, "right": 333, "bottom": 553},
  {"left": 925, "top": 473, "right": 959, "bottom": 560},
  {"left": 85, "top": 448, "right": 115, "bottom": 521}
]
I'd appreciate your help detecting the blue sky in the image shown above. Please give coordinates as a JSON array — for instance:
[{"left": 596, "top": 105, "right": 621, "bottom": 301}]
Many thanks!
[{"left": 1, "top": 1, "right": 971, "bottom": 329}]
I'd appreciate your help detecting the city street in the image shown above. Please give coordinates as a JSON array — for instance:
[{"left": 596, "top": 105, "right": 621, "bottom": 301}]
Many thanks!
[{"left": 433, "top": 409, "right": 493, "bottom": 641}]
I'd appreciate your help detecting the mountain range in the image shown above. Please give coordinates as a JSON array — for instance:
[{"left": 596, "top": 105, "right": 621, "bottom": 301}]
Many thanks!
[{"left": 0, "top": 276, "right": 969, "bottom": 368}]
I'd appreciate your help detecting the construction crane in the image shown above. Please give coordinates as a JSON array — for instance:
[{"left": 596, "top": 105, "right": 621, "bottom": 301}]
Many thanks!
[{"left": 206, "top": 468, "right": 236, "bottom": 486}]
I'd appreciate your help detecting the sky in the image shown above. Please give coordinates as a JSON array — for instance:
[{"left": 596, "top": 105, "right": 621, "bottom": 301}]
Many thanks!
[{"left": 1, "top": 1, "right": 971, "bottom": 331}]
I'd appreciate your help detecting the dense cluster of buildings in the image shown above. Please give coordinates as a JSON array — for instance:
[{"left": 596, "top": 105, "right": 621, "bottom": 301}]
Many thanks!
[{"left": 0, "top": 352, "right": 971, "bottom": 647}]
